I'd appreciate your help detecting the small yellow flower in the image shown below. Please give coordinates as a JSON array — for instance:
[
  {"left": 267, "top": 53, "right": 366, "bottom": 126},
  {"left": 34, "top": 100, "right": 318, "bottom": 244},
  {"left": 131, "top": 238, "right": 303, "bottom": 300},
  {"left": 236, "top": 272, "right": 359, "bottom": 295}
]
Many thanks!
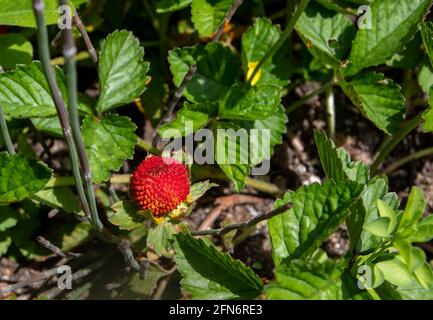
[{"left": 246, "top": 61, "right": 262, "bottom": 86}]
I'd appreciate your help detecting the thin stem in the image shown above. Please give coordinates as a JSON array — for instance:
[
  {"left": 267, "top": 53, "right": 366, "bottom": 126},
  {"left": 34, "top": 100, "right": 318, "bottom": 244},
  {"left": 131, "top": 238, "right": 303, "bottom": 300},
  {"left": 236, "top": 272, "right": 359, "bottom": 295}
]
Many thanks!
[
  {"left": 32, "top": 0, "right": 91, "bottom": 218},
  {"left": 286, "top": 82, "right": 333, "bottom": 113},
  {"left": 152, "top": 64, "right": 197, "bottom": 146},
  {"left": 137, "top": 137, "right": 162, "bottom": 155},
  {"left": 0, "top": 105, "right": 15, "bottom": 154},
  {"left": 60, "top": 0, "right": 103, "bottom": 232},
  {"left": 191, "top": 203, "right": 292, "bottom": 236},
  {"left": 248, "top": 0, "right": 310, "bottom": 85},
  {"left": 73, "top": 8, "right": 98, "bottom": 66},
  {"left": 371, "top": 114, "right": 423, "bottom": 175},
  {"left": 213, "top": 0, "right": 244, "bottom": 42},
  {"left": 384, "top": 146, "right": 433, "bottom": 174},
  {"left": 325, "top": 86, "right": 336, "bottom": 140}
]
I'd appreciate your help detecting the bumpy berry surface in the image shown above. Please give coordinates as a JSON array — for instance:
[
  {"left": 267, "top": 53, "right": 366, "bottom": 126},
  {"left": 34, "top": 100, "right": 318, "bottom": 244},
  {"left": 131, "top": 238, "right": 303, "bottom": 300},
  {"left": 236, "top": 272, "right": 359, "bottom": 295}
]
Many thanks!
[{"left": 130, "top": 156, "right": 190, "bottom": 216}]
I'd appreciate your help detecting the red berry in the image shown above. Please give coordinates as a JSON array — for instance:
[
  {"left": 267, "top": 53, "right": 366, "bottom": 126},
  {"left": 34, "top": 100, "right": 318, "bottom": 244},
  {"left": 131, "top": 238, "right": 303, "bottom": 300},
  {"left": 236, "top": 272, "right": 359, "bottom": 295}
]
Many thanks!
[{"left": 130, "top": 156, "right": 190, "bottom": 217}]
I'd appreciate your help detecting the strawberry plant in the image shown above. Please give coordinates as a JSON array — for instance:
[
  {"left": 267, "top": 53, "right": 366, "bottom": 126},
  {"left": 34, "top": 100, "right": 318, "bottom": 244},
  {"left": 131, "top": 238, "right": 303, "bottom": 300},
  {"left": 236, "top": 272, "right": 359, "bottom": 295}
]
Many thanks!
[{"left": 0, "top": 0, "right": 433, "bottom": 301}]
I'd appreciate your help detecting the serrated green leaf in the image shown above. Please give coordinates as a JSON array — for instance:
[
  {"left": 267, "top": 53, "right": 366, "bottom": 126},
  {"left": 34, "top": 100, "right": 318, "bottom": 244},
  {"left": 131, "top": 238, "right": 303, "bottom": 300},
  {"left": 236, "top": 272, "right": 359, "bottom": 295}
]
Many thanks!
[
  {"left": 191, "top": 0, "right": 232, "bottom": 37},
  {"left": 249, "top": 105, "right": 287, "bottom": 166},
  {"left": 173, "top": 232, "right": 263, "bottom": 299},
  {"left": 346, "top": 0, "right": 432, "bottom": 76},
  {"left": 147, "top": 221, "right": 176, "bottom": 257},
  {"left": 156, "top": 0, "right": 192, "bottom": 13},
  {"left": 0, "top": 152, "right": 52, "bottom": 204},
  {"left": 0, "top": 62, "right": 65, "bottom": 119},
  {"left": 314, "top": 129, "right": 370, "bottom": 185},
  {"left": 0, "top": 33, "right": 33, "bottom": 70},
  {"left": 218, "top": 83, "right": 281, "bottom": 120},
  {"left": 265, "top": 259, "right": 344, "bottom": 300},
  {"left": 339, "top": 72, "right": 405, "bottom": 134},
  {"left": 168, "top": 42, "right": 239, "bottom": 103},
  {"left": 295, "top": 2, "right": 355, "bottom": 68},
  {"left": 268, "top": 180, "right": 363, "bottom": 265},
  {"left": 0, "top": 206, "right": 19, "bottom": 231},
  {"left": 96, "top": 30, "right": 150, "bottom": 113},
  {"left": 241, "top": 18, "right": 292, "bottom": 87},
  {"left": 108, "top": 201, "right": 145, "bottom": 231},
  {"left": 159, "top": 102, "right": 217, "bottom": 139},
  {"left": 32, "top": 187, "right": 84, "bottom": 215},
  {"left": 215, "top": 121, "right": 251, "bottom": 191},
  {"left": 82, "top": 115, "right": 137, "bottom": 183}
]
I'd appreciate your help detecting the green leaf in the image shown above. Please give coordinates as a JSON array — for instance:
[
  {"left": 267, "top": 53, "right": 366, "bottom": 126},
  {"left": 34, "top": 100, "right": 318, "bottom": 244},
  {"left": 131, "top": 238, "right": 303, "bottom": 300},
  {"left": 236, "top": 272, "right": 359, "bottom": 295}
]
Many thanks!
[
  {"left": 295, "top": 2, "right": 355, "bottom": 68},
  {"left": 0, "top": 152, "right": 52, "bottom": 204},
  {"left": 346, "top": 0, "right": 432, "bottom": 76},
  {"left": 397, "top": 187, "right": 426, "bottom": 237},
  {"left": 156, "top": 0, "right": 192, "bottom": 13},
  {"left": 0, "top": 62, "right": 64, "bottom": 119},
  {"left": 376, "top": 256, "right": 414, "bottom": 287},
  {"left": 32, "top": 187, "right": 84, "bottom": 215},
  {"left": 268, "top": 180, "right": 363, "bottom": 265},
  {"left": 314, "top": 130, "right": 370, "bottom": 184},
  {"left": 191, "top": 0, "right": 232, "bottom": 37},
  {"left": 218, "top": 83, "right": 281, "bottom": 121},
  {"left": 0, "top": 206, "right": 19, "bottom": 231},
  {"left": 241, "top": 18, "right": 292, "bottom": 87},
  {"left": 215, "top": 121, "right": 251, "bottom": 191},
  {"left": 96, "top": 30, "right": 150, "bottom": 113},
  {"left": 408, "top": 215, "right": 433, "bottom": 243},
  {"left": 0, "top": 33, "right": 33, "bottom": 69},
  {"left": 0, "top": 0, "right": 71, "bottom": 27},
  {"left": 82, "top": 115, "right": 137, "bottom": 183},
  {"left": 189, "top": 180, "right": 218, "bottom": 202},
  {"left": 31, "top": 117, "right": 63, "bottom": 138},
  {"left": 348, "top": 177, "right": 399, "bottom": 253},
  {"left": 147, "top": 221, "right": 176, "bottom": 257},
  {"left": 159, "top": 102, "right": 217, "bottom": 139},
  {"left": 46, "top": 221, "right": 93, "bottom": 253},
  {"left": 421, "top": 21, "right": 433, "bottom": 68},
  {"left": 339, "top": 72, "right": 405, "bottom": 134},
  {"left": 249, "top": 105, "right": 288, "bottom": 166},
  {"left": 168, "top": 42, "right": 240, "bottom": 103},
  {"left": 364, "top": 217, "right": 393, "bottom": 238},
  {"left": 0, "top": 233, "right": 11, "bottom": 256},
  {"left": 173, "top": 232, "right": 263, "bottom": 299},
  {"left": 108, "top": 201, "right": 145, "bottom": 231},
  {"left": 423, "top": 88, "right": 433, "bottom": 132},
  {"left": 265, "top": 259, "right": 344, "bottom": 300},
  {"left": 377, "top": 199, "right": 397, "bottom": 233}
]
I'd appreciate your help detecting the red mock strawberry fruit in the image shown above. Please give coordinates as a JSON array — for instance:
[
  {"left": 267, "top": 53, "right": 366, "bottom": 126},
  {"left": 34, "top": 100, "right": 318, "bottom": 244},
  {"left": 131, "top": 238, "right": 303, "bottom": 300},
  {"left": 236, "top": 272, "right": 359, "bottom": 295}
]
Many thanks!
[{"left": 130, "top": 156, "right": 190, "bottom": 217}]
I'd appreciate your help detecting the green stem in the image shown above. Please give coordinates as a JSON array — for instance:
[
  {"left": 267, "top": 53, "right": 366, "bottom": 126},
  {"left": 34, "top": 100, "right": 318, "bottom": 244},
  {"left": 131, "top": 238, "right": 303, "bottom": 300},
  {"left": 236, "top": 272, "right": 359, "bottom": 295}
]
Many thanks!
[
  {"left": 325, "top": 85, "right": 336, "bottom": 140},
  {"left": 0, "top": 105, "right": 15, "bottom": 154},
  {"left": 61, "top": 0, "right": 103, "bottom": 232},
  {"left": 137, "top": 137, "right": 162, "bottom": 155},
  {"left": 286, "top": 82, "right": 333, "bottom": 113},
  {"left": 384, "top": 146, "right": 433, "bottom": 174},
  {"left": 32, "top": 0, "right": 91, "bottom": 218},
  {"left": 248, "top": 0, "right": 310, "bottom": 85},
  {"left": 371, "top": 114, "right": 424, "bottom": 175}
]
